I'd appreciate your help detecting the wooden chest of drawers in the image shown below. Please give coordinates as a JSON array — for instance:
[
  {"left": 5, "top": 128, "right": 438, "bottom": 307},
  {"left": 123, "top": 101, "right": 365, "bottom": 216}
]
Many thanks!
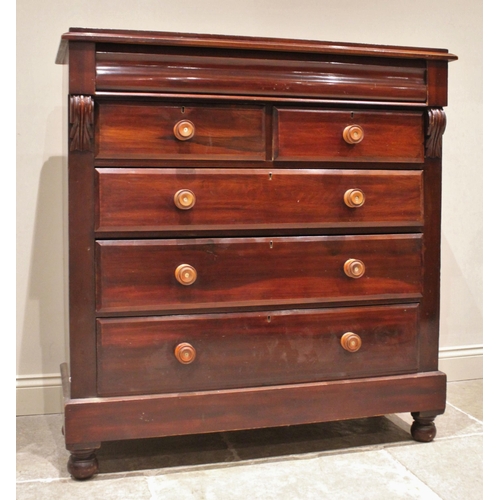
[{"left": 56, "top": 28, "right": 457, "bottom": 479}]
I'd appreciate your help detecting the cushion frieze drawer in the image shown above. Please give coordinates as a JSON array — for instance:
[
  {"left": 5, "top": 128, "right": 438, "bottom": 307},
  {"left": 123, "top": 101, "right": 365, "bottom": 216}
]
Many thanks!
[
  {"left": 97, "top": 304, "right": 420, "bottom": 397},
  {"left": 95, "top": 103, "right": 266, "bottom": 160},
  {"left": 95, "top": 234, "right": 423, "bottom": 314},
  {"left": 95, "top": 168, "right": 424, "bottom": 233},
  {"left": 274, "top": 109, "right": 424, "bottom": 163},
  {"left": 96, "top": 50, "right": 427, "bottom": 102}
]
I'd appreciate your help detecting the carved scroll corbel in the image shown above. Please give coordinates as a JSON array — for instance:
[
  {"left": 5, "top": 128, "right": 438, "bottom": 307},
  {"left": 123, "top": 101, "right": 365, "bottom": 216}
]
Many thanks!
[
  {"left": 69, "top": 95, "right": 94, "bottom": 152},
  {"left": 425, "top": 108, "right": 446, "bottom": 158}
]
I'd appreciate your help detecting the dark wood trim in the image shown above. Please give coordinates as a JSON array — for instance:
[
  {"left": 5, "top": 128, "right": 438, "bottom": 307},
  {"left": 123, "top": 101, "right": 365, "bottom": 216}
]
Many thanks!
[
  {"left": 57, "top": 28, "right": 457, "bottom": 62},
  {"left": 69, "top": 96, "right": 94, "bottom": 152},
  {"left": 63, "top": 371, "right": 446, "bottom": 446},
  {"left": 425, "top": 109, "right": 447, "bottom": 158},
  {"left": 95, "top": 92, "right": 432, "bottom": 108},
  {"left": 419, "top": 158, "right": 442, "bottom": 371},
  {"left": 66, "top": 42, "right": 97, "bottom": 398},
  {"left": 68, "top": 148, "right": 96, "bottom": 398},
  {"left": 91, "top": 296, "right": 422, "bottom": 319},
  {"left": 427, "top": 60, "right": 449, "bottom": 107},
  {"left": 94, "top": 50, "right": 427, "bottom": 102},
  {"left": 68, "top": 42, "right": 96, "bottom": 95}
]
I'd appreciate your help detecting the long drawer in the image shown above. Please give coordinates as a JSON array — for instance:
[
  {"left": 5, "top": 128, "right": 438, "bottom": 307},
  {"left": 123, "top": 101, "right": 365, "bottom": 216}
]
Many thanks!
[
  {"left": 97, "top": 304, "right": 420, "bottom": 396},
  {"left": 96, "top": 50, "right": 427, "bottom": 102},
  {"left": 95, "top": 168, "right": 424, "bottom": 233},
  {"left": 95, "top": 103, "right": 266, "bottom": 160},
  {"left": 274, "top": 109, "right": 424, "bottom": 162},
  {"left": 96, "top": 235, "right": 423, "bottom": 314}
]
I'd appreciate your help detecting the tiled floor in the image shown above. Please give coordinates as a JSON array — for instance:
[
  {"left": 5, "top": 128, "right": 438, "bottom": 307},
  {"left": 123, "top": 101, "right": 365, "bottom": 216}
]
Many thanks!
[{"left": 17, "top": 379, "right": 482, "bottom": 499}]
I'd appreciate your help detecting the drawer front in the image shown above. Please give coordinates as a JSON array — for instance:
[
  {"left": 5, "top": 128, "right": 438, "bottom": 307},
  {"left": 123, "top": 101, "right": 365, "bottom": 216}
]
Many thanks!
[
  {"left": 96, "top": 235, "right": 423, "bottom": 314},
  {"left": 95, "top": 168, "right": 423, "bottom": 233},
  {"left": 96, "top": 50, "right": 427, "bottom": 102},
  {"left": 95, "top": 103, "right": 266, "bottom": 160},
  {"left": 97, "top": 304, "right": 419, "bottom": 396},
  {"left": 274, "top": 109, "right": 424, "bottom": 162}
]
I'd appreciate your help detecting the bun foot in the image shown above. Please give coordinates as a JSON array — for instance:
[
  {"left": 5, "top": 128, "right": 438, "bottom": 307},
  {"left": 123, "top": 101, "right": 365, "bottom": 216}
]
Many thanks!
[
  {"left": 410, "top": 412, "right": 437, "bottom": 442},
  {"left": 67, "top": 450, "right": 99, "bottom": 480}
]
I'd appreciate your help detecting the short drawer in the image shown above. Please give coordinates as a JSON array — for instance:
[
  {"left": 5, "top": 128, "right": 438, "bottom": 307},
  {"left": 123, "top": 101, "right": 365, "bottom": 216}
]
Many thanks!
[
  {"left": 95, "top": 168, "right": 424, "bottom": 233},
  {"left": 274, "top": 109, "right": 424, "bottom": 162},
  {"left": 97, "top": 304, "right": 419, "bottom": 396},
  {"left": 96, "top": 234, "right": 423, "bottom": 314},
  {"left": 95, "top": 103, "right": 266, "bottom": 160}
]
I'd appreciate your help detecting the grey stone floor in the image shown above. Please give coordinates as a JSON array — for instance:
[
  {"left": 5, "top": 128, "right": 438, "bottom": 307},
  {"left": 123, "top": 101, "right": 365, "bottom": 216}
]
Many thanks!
[{"left": 17, "top": 379, "right": 482, "bottom": 499}]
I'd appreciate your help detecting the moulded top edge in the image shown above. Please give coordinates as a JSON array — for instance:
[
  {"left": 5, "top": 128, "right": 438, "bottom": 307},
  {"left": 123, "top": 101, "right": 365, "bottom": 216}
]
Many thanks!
[{"left": 56, "top": 27, "right": 458, "bottom": 64}]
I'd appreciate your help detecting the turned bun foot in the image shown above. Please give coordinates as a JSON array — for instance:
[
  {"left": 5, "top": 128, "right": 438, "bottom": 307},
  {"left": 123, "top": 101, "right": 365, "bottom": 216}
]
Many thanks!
[
  {"left": 67, "top": 450, "right": 99, "bottom": 480},
  {"left": 410, "top": 412, "right": 437, "bottom": 442}
]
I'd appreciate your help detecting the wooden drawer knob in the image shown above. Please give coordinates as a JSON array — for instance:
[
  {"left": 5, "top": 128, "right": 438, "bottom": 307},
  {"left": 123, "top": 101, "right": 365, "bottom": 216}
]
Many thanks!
[
  {"left": 174, "top": 189, "right": 196, "bottom": 210},
  {"left": 173, "top": 120, "right": 195, "bottom": 141},
  {"left": 175, "top": 264, "right": 197, "bottom": 285},
  {"left": 174, "top": 342, "right": 196, "bottom": 364},
  {"left": 344, "top": 188, "right": 365, "bottom": 208},
  {"left": 343, "top": 125, "right": 364, "bottom": 144},
  {"left": 344, "top": 258, "right": 365, "bottom": 279},
  {"left": 341, "top": 332, "right": 362, "bottom": 352}
]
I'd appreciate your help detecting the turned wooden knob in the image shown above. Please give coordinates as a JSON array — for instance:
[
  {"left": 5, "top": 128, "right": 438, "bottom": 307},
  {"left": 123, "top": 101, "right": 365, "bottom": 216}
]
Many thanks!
[
  {"left": 343, "top": 124, "right": 364, "bottom": 144},
  {"left": 341, "top": 332, "right": 362, "bottom": 352},
  {"left": 173, "top": 120, "right": 195, "bottom": 141},
  {"left": 175, "top": 264, "right": 197, "bottom": 285},
  {"left": 174, "top": 342, "right": 196, "bottom": 364},
  {"left": 174, "top": 189, "right": 196, "bottom": 210},
  {"left": 344, "top": 258, "right": 365, "bottom": 279},
  {"left": 344, "top": 188, "right": 365, "bottom": 208}
]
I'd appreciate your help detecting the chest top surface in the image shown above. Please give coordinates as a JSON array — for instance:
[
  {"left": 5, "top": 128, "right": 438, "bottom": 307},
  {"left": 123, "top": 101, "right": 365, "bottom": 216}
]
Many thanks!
[{"left": 57, "top": 28, "right": 457, "bottom": 106}]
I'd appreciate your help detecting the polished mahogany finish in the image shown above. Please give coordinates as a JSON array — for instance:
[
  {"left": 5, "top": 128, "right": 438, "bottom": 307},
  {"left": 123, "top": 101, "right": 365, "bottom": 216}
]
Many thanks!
[
  {"left": 274, "top": 109, "right": 424, "bottom": 162},
  {"left": 94, "top": 50, "right": 429, "bottom": 102},
  {"left": 96, "top": 235, "right": 422, "bottom": 313},
  {"left": 63, "top": 371, "right": 447, "bottom": 447},
  {"left": 96, "top": 103, "right": 266, "bottom": 160},
  {"left": 57, "top": 28, "right": 456, "bottom": 479},
  {"left": 95, "top": 168, "right": 424, "bottom": 233},
  {"left": 96, "top": 305, "right": 419, "bottom": 396}
]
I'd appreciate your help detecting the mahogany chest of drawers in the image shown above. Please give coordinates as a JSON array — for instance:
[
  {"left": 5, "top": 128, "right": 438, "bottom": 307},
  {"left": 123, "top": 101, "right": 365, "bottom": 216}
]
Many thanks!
[{"left": 56, "top": 28, "right": 457, "bottom": 479}]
